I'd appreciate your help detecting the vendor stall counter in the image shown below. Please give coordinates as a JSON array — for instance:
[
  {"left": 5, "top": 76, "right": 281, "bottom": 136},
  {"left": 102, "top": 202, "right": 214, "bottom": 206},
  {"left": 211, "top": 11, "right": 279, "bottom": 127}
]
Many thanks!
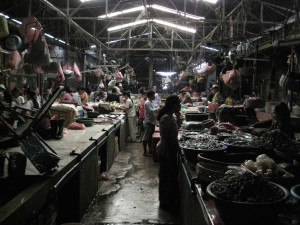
[{"left": 0, "top": 115, "right": 126, "bottom": 225}]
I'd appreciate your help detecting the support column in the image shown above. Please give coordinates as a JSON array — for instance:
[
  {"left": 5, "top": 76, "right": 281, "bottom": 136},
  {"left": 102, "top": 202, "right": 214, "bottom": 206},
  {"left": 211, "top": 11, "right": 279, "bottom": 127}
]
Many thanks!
[{"left": 149, "top": 57, "right": 153, "bottom": 89}]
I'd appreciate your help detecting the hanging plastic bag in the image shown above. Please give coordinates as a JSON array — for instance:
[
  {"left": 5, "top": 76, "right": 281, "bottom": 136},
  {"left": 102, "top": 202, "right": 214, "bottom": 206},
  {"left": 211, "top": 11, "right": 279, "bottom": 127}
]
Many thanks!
[
  {"left": 8, "top": 50, "right": 22, "bottom": 70},
  {"left": 222, "top": 69, "right": 241, "bottom": 90},
  {"left": 0, "top": 16, "right": 9, "bottom": 38},
  {"left": 115, "top": 70, "right": 123, "bottom": 82},
  {"left": 73, "top": 62, "right": 82, "bottom": 82},
  {"left": 19, "top": 17, "right": 41, "bottom": 44},
  {"left": 73, "top": 62, "right": 82, "bottom": 77},
  {"left": 108, "top": 79, "right": 116, "bottom": 88},
  {"left": 56, "top": 62, "right": 65, "bottom": 82},
  {"left": 99, "top": 80, "right": 105, "bottom": 89},
  {"left": 63, "top": 62, "right": 74, "bottom": 77},
  {"left": 24, "top": 30, "right": 51, "bottom": 66}
]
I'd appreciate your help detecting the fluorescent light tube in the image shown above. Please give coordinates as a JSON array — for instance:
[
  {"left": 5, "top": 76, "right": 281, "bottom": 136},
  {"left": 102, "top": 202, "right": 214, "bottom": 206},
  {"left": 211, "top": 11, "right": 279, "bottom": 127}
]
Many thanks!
[
  {"left": 0, "top": 13, "right": 9, "bottom": 19},
  {"left": 151, "top": 4, "right": 204, "bottom": 20},
  {"left": 107, "top": 19, "right": 148, "bottom": 32},
  {"left": 200, "top": 45, "right": 219, "bottom": 51},
  {"left": 107, "top": 19, "right": 196, "bottom": 33},
  {"left": 99, "top": 6, "right": 145, "bottom": 18},
  {"left": 58, "top": 39, "right": 66, "bottom": 44},
  {"left": 11, "top": 19, "right": 22, "bottom": 24},
  {"left": 203, "top": 0, "right": 218, "bottom": 4},
  {"left": 153, "top": 19, "right": 196, "bottom": 34},
  {"left": 98, "top": 4, "right": 204, "bottom": 20},
  {"left": 156, "top": 72, "right": 176, "bottom": 76},
  {"left": 45, "top": 33, "right": 54, "bottom": 38}
]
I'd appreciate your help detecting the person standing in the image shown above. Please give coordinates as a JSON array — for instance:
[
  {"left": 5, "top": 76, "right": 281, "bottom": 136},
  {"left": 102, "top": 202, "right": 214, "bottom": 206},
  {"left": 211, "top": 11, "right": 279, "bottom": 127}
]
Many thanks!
[
  {"left": 156, "top": 95, "right": 181, "bottom": 211},
  {"left": 153, "top": 90, "right": 162, "bottom": 106},
  {"left": 142, "top": 90, "right": 160, "bottom": 156},
  {"left": 136, "top": 92, "right": 147, "bottom": 142},
  {"left": 120, "top": 91, "right": 136, "bottom": 142}
]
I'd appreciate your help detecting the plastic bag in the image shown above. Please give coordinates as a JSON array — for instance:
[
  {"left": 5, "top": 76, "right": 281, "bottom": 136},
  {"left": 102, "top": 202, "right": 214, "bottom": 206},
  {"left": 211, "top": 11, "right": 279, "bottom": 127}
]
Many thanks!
[
  {"left": 0, "top": 16, "right": 9, "bottom": 38},
  {"left": 24, "top": 31, "right": 51, "bottom": 67},
  {"left": 56, "top": 62, "right": 65, "bottom": 82},
  {"left": 99, "top": 80, "right": 105, "bottom": 89},
  {"left": 67, "top": 122, "right": 86, "bottom": 130},
  {"left": 8, "top": 50, "right": 22, "bottom": 70},
  {"left": 222, "top": 69, "right": 241, "bottom": 90}
]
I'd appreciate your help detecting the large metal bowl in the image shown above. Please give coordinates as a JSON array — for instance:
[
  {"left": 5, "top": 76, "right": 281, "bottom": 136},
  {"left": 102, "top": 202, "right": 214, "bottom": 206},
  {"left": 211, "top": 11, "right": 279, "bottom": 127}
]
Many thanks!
[
  {"left": 206, "top": 180, "right": 289, "bottom": 220},
  {"left": 291, "top": 184, "right": 300, "bottom": 204}
]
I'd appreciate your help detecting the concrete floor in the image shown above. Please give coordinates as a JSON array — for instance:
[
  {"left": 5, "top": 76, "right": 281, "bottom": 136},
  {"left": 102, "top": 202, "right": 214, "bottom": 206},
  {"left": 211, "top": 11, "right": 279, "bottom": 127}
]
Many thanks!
[{"left": 81, "top": 142, "right": 180, "bottom": 225}]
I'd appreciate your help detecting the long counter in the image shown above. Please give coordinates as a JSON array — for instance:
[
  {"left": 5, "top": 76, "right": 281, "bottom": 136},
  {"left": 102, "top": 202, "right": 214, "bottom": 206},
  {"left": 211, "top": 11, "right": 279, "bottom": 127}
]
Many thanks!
[{"left": 0, "top": 115, "right": 126, "bottom": 225}]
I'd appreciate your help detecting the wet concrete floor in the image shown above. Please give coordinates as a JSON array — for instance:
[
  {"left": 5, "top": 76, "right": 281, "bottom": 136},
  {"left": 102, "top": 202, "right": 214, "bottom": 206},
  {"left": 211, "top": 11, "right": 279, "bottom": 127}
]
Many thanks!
[{"left": 81, "top": 142, "right": 180, "bottom": 225}]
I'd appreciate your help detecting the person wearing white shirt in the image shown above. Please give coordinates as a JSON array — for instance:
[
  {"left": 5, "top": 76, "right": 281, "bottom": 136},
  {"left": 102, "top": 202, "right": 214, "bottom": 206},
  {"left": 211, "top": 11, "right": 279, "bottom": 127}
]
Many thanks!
[
  {"left": 120, "top": 91, "right": 136, "bottom": 142},
  {"left": 142, "top": 90, "right": 160, "bottom": 156},
  {"left": 153, "top": 91, "right": 161, "bottom": 106}
]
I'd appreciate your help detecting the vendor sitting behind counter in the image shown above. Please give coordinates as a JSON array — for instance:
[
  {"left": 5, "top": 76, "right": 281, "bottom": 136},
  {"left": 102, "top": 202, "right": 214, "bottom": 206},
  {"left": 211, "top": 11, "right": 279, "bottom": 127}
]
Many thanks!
[
  {"left": 207, "top": 84, "right": 224, "bottom": 104},
  {"left": 252, "top": 102, "right": 294, "bottom": 139}
]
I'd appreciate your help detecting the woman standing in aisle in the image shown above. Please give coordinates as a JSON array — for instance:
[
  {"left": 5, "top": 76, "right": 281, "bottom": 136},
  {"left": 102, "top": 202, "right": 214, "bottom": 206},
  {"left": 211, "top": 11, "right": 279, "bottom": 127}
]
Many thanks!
[
  {"left": 120, "top": 91, "right": 136, "bottom": 142},
  {"left": 156, "top": 95, "right": 181, "bottom": 211}
]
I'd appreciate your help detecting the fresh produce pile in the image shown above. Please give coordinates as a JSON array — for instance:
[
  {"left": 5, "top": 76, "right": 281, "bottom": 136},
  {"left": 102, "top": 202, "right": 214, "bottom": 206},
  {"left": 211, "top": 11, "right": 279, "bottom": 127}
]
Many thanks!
[
  {"left": 243, "top": 154, "right": 276, "bottom": 177},
  {"left": 210, "top": 173, "right": 285, "bottom": 203},
  {"left": 180, "top": 135, "right": 225, "bottom": 150},
  {"left": 250, "top": 129, "right": 298, "bottom": 150}
]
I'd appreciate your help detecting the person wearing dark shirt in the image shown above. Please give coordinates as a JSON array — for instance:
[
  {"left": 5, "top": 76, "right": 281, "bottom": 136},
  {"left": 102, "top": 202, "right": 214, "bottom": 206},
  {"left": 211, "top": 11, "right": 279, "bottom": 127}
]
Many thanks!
[{"left": 106, "top": 87, "right": 120, "bottom": 103}]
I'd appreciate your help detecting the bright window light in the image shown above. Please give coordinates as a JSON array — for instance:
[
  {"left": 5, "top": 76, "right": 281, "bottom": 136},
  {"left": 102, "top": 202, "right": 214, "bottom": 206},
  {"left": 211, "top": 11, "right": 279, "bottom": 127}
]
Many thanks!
[
  {"left": 203, "top": 0, "right": 218, "bottom": 4},
  {"left": 99, "top": 6, "right": 145, "bottom": 18},
  {"left": 0, "top": 13, "right": 9, "bottom": 19},
  {"left": 150, "top": 4, "right": 204, "bottom": 20},
  {"left": 107, "top": 19, "right": 148, "bottom": 32},
  {"left": 200, "top": 45, "right": 219, "bottom": 51},
  {"left": 45, "top": 33, "right": 54, "bottom": 38},
  {"left": 153, "top": 19, "right": 196, "bottom": 34},
  {"left": 11, "top": 19, "right": 22, "bottom": 24},
  {"left": 156, "top": 72, "right": 177, "bottom": 76}
]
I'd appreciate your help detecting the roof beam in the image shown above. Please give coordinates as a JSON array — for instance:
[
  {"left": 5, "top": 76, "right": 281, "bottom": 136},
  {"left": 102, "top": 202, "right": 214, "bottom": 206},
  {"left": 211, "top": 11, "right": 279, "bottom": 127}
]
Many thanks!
[
  {"left": 34, "top": 17, "right": 281, "bottom": 25},
  {"left": 253, "top": 0, "right": 295, "bottom": 14},
  {"left": 38, "top": 0, "right": 107, "bottom": 49},
  {"left": 107, "top": 48, "right": 194, "bottom": 52},
  {"left": 194, "top": 0, "right": 244, "bottom": 50}
]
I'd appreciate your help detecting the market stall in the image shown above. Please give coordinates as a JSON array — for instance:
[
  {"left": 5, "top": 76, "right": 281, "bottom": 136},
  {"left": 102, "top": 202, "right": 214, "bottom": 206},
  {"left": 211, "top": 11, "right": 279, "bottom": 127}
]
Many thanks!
[
  {"left": 178, "top": 120, "right": 300, "bottom": 225},
  {"left": 0, "top": 113, "right": 126, "bottom": 225}
]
